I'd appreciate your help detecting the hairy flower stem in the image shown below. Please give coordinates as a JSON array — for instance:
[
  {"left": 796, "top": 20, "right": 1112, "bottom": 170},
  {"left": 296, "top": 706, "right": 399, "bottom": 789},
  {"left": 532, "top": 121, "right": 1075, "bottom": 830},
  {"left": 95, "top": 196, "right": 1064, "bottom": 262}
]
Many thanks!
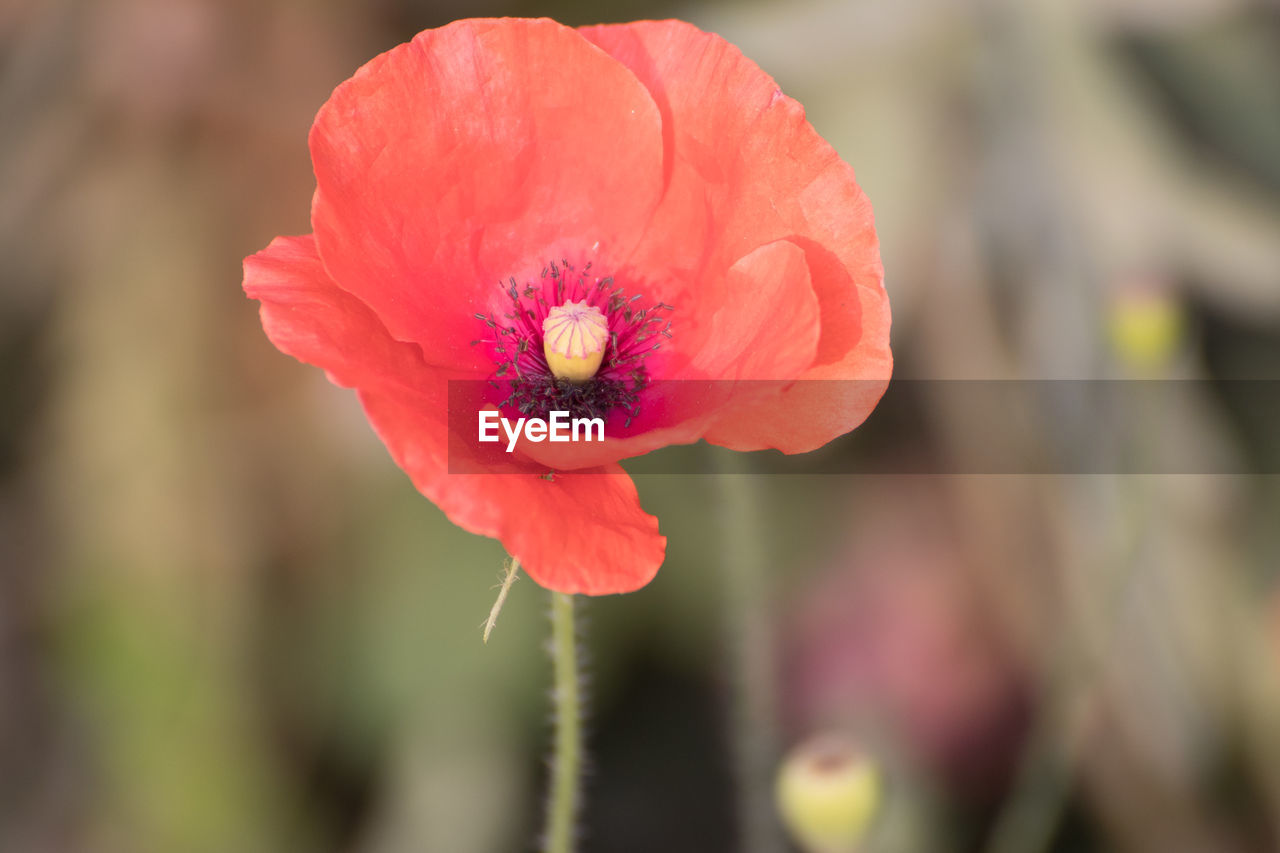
[
  {"left": 544, "top": 592, "right": 582, "bottom": 853},
  {"left": 717, "top": 453, "right": 786, "bottom": 853}
]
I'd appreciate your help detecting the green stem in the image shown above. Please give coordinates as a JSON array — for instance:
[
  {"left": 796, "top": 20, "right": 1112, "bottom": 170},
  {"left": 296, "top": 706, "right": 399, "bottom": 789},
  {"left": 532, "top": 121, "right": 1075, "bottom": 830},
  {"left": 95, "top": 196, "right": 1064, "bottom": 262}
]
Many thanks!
[
  {"left": 545, "top": 591, "right": 582, "bottom": 853},
  {"left": 717, "top": 453, "right": 786, "bottom": 853}
]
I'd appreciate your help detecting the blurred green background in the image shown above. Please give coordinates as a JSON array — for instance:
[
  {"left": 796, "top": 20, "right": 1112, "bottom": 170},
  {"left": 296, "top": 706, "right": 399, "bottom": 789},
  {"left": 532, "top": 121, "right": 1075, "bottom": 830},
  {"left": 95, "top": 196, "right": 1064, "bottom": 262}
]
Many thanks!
[{"left": 4, "top": 0, "right": 1280, "bottom": 851}]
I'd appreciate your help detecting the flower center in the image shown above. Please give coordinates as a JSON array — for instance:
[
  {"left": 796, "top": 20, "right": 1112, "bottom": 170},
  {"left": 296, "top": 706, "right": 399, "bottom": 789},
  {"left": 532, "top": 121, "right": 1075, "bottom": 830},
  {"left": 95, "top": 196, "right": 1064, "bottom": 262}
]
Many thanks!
[
  {"left": 542, "top": 300, "right": 608, "bottom": 383},
  {"left": 474, "top": 260, "right": 672, "bottom": 425}
]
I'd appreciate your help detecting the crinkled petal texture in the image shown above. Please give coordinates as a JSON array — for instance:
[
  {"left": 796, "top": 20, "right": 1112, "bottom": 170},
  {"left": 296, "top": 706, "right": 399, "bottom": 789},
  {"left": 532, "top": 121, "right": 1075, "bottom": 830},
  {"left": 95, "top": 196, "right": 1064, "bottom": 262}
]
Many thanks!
[{"left": 243, "top": 18, "right": 890, "bottom": 595}]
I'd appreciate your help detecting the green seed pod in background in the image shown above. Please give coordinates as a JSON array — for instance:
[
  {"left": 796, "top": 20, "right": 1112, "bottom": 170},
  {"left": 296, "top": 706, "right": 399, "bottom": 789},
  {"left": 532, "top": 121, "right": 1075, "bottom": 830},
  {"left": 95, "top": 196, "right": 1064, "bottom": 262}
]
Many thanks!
[{"left": 776, "top": 732, "right": 882, "bottom": 853}]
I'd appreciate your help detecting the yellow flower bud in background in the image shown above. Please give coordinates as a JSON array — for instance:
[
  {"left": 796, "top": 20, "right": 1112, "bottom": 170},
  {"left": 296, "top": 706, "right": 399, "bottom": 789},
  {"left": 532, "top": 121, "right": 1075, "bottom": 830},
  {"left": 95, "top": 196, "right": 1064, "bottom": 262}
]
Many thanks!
[
  {"left": 776, "top": 732, "right": 882, "bottom": 853},
  {"left": 1106, "top": 282, "right": 1183, "bottom": 373}
]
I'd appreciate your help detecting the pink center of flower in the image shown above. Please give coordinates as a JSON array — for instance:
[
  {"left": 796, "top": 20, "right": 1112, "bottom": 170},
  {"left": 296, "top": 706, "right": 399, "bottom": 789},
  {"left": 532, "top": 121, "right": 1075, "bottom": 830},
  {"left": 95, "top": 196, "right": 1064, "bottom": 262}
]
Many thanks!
[{"left": 474, "top": 260, "right": 672, "bottom": 424}]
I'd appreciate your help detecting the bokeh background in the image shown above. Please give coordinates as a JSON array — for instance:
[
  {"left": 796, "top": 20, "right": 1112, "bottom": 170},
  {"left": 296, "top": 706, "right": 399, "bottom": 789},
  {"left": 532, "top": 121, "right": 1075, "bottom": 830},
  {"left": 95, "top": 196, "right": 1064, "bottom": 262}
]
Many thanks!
[{"left": 4, "top": 0, "right": 1280, "bottom": 850}]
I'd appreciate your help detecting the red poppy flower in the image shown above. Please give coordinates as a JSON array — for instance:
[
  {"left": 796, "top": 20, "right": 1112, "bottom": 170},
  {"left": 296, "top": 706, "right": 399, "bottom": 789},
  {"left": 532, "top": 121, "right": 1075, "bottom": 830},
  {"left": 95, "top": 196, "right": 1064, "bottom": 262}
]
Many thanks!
[{"left": 243, "top": 17, "right": 890, "bottom": 595}]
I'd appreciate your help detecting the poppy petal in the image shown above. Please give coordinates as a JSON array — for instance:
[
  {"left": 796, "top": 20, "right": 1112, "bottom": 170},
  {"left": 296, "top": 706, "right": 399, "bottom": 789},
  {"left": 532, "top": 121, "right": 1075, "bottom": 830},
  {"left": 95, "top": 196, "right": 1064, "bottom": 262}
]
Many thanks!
[
  {"left": 243, "top": 234, "right": 436, "bottom": 395},
  {"left": 581, "top": 18, "right": 888, "bottom": 358},
  {"left": 581, "top": 19, "right": 891, "bottom": 452},
  {"left": 360, "top": 388, "right": 666, "bottom": 595},
  {"left": 310, "top": 18, "right": 665, "bottom": 370},
  {"left": 688, "top": 239, "right": 820, "bottom": 379}
]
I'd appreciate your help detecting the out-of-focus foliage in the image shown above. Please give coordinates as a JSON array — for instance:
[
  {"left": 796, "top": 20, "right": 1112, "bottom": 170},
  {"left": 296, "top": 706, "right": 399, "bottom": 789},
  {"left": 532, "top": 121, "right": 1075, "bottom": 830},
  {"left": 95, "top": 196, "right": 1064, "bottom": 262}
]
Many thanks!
[{"left": 2, "top": 0, "right": 1280, "bottom": 851}]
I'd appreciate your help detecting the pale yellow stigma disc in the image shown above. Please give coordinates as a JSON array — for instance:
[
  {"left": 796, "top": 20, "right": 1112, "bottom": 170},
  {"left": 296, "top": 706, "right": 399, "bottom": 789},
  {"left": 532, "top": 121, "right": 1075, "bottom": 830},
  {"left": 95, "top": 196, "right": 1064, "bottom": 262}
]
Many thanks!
[{"left": 542, "top": 300, "right": 608, "bottom": 383}]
